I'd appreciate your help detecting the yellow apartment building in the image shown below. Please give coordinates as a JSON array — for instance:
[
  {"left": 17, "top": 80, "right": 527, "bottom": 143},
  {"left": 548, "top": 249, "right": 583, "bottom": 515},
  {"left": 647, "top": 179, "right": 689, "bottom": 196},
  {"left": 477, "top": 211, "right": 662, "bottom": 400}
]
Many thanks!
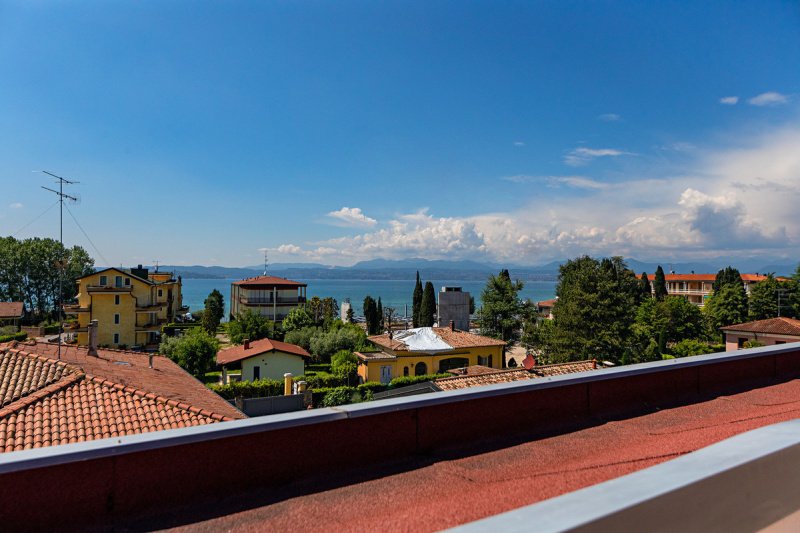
[
  {"left": 356, "top": 325, "right": 506, "bottom": 384},
  {"left": 64, "top": 265, "right": 185, "bottom": 349},
  {"left": 663, "top": 273, "right": 788, "bottom": 307}
]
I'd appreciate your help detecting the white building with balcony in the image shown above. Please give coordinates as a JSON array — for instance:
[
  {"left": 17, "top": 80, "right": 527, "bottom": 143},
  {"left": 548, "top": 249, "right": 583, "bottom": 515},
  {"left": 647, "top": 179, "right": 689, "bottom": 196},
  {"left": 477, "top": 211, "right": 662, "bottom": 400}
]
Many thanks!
[{"left": 229, "top": 275, "right": 307, "bottom": 322}]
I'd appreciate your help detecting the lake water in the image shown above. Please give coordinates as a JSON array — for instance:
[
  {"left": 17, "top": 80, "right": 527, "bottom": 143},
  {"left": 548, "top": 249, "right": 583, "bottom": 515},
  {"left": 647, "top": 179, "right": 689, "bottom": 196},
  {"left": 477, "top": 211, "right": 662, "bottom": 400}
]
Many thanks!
[{"left": 181, "top": 278, "right": 558, "bottom": 319}]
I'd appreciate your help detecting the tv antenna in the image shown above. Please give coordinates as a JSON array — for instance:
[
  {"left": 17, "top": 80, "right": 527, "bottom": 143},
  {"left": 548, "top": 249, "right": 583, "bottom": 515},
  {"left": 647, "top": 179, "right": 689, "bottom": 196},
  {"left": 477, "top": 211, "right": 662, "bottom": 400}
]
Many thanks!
[
  {"left": 39, "top": 170, "right": 79, "bottom": 360},
  {"left": 263, "top": 250, "right": 269, "bottom": 275},
  {"left": 153, "top": 260, "right": 160, "bottom": 272}
]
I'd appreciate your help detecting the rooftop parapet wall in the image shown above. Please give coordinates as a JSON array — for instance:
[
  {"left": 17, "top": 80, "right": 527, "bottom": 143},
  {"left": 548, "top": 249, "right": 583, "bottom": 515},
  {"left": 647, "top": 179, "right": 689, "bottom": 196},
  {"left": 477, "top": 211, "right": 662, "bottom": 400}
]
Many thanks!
[{"left": 2, "top": 343, "right": 800, "bottom": 529}]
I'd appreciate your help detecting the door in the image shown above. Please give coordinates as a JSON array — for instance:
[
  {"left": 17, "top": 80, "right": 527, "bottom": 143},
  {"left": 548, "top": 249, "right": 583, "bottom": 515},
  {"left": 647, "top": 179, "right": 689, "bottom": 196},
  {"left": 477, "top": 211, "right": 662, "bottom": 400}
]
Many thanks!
[{"left": 380, "top": 365, "right": 392, "bottom": 384}]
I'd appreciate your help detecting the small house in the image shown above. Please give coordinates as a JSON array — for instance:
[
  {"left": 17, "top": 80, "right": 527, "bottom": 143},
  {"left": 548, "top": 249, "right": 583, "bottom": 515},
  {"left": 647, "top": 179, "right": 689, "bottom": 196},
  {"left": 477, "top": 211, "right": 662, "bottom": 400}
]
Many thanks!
[{"left": 217, "top": 337, "right": 311, "bottom": 382}]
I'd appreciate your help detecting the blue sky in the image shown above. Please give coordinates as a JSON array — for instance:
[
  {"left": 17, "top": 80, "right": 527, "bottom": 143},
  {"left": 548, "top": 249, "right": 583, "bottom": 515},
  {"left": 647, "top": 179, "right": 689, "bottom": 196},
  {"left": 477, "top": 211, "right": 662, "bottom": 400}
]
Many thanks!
[{"left": 1, "top": 1, "right": 799, "bottom": 267}]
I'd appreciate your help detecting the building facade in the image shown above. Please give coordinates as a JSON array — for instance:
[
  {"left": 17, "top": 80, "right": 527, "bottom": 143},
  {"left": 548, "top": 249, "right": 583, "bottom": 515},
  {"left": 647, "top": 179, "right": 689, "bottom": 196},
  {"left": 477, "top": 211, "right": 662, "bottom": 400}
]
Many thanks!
[
  {"left": 216, "top": 337, "right": 310, "bottom": 382},
  {"left": 437, "top": 286, "right": 471, "bottom": 331},
  {"left": 64, "top": 266, "right": 185, "bottom": 349},
  {"left": 230, "top": 275, "right": 307, "bottom": 322},
  {"left": 662, "top": 273, "right": 786, "bottom": 307},
  {"left": 357, "top": 325, "right": 506, "bottom": 384},
  {"left": 721, "top": 317, "right": 800, "bottom": 351}
]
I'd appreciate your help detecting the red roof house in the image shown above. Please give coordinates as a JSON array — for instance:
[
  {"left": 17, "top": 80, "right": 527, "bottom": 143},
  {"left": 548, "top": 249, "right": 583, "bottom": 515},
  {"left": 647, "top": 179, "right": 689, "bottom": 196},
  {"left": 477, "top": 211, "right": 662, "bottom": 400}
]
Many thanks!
[
  {"left": 217, "top": 337, "right": 310, "bottom": 382},
  {"left": 721, "top": 317, "right": 800, "bottom": 351}
]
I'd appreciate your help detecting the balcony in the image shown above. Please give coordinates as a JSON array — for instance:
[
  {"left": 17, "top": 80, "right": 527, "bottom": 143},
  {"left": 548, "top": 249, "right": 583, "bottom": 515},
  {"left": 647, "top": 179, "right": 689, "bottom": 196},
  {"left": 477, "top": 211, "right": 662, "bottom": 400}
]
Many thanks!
[
  {"left": 238, "top": 296, "right": 306, "bottom": 306},
  {"left": 63, "top": 304, "right": 90, "bottom": 314},
  {"left": 86, "top": 285, "right": 133, "bottom": 293},
  {"left": 135, "top": 304, "right": 163, "bottom": 312}
]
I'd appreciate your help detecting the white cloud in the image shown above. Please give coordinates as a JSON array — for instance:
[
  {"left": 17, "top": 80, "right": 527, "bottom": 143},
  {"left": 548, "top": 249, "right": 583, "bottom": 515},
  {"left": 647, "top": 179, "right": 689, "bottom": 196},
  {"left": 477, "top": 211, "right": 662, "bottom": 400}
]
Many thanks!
[
  {"left": 279, "top": 127, "right": 800, "bottom": 265},
  {"left": 598, "top": 113, "right": 621, "bottom": 122},
  {"left": 748, "top": 92, "right": 789, "bottom": 106},
  {"left": 513, "top": 141, "right": 525, "bottom": 146},
  {"left": 276, "top": 244, "right": 302, "bottom": 254},
  {"left": 719, "top": 96, "right": 739, "bottom": 105},
  {"left": 564, "top": 147, "right": 631, "bottom": 167},
  {"left": 326, "top": 207, "right": 377, "bottom": 227},
  {"left": 9, "top": 202, "right": 23, "bottom": 209}
]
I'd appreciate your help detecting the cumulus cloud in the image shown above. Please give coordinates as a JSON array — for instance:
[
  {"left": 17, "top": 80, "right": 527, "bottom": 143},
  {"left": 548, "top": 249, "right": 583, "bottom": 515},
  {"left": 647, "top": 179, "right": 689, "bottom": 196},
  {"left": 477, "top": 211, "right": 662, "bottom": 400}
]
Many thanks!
[
  {"left": 719, "top": 96, "right": 739, "bottom": 105},
  {"left": 276, "top": 244, "right": 302, "bottom": 254},
  {"left": 9, "top": 202, "right": 23, "bottom": 209},
  {"left": 598, "top": 113, "right": 621, "bottom": 122},
  {"left": 326, "top": 207, "right": 377, "bottom": 227},
  {"left": 564, "top": 147, "right": 631, "bottom": 166},
  {"left": 748, "top": 92, "right": 789, "bottom": 106}
]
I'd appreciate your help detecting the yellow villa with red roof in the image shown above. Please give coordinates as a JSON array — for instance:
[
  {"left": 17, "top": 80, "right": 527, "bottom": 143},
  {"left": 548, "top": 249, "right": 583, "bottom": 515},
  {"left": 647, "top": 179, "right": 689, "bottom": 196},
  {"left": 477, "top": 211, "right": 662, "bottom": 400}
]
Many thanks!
[{"left": 357, "top": 324, "right": 507, "bottom": 384}]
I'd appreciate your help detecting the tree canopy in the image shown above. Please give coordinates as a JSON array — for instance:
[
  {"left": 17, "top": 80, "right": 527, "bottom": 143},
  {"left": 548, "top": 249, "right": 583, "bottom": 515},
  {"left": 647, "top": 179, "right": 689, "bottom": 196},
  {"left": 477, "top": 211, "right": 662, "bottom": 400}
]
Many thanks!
[
  {"left": 479, "top": 269, "right": 523, "bottom": 342},
  {"left": 160, "top": 327, "right": 219, "bottom": 377},
  {"left": 363, "top": 296, "right": 380, "bottom": 335},
  {"left": 639, "top": 272, "right": 652, "bottom": 301},
  {"left": 704, "top": 267, "right": 748, "bottom": 334},
  {"left": 419, "top": 281, "right": 436, "bottom": 327},
  {"left": 653, "top": 266, "right": 668, "bottom": 301},
  {"left": 202, "top": 289, "right": 224, "bottom": 333},
  {"left": 227, "top": 310, "right": 277, "bottom": 344},
  {"left": 282, "top": 307, "right": 315, "bottom": 333},
  {"left": 412, "top": 271, "right": 423, "bottom": 328},
  {"left": 748, "top": 274, "right": 794, "bottom": 320}
]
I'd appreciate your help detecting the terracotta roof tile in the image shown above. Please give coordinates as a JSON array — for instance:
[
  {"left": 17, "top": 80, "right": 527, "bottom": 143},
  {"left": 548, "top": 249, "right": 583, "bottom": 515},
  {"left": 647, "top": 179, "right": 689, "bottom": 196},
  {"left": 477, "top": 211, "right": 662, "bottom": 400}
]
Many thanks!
[
  {"left": 217, "top": 338, "right": 310, "bottom": 366},
  {"left": 529, "top": 360, "right": 598, "bottom": 377},
  {"left": 368, "top": 327, "right": 506, "bottom": 352},
  {"left": 0, "top": 349, "right": 236, "bottom": 453},
  {"left": 232, "top": 276, "right": 306, "bottom": 287},
  {"left": 721, "top": 317, "right": 800, "bottom": 336},
  {"left": 0, "top": 302, "right": 24, "bottom": 319},
  {"left": 5, "top": 342, "right": 244, "bottom": 420},
  {"left": 435, "top": 369, "right": 533, "bottom": 391},
  {"left": 0, "top": 351, "right": 72, "bottom": 407}
]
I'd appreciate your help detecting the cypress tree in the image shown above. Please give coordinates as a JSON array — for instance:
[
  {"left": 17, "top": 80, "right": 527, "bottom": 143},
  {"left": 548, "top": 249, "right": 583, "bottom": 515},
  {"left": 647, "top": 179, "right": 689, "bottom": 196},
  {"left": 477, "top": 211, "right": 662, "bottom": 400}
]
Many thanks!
[
  {"left": 639, "top": 272, "right": 652, "bottom": 300},
  {"left": 377, "top": 297, "right": 383, "bottom": 330},
  {"left": 363, "top": 295, "right": 379, "bottom": 335},
  {"left": 419, "top": 282, "right": 436, "bottom": 327},
  {"left": 412, "top": 271, "right": 423, "bottom": 328},
  {"left": 653, "top": 266, "right": 668, "bottom": 301}
]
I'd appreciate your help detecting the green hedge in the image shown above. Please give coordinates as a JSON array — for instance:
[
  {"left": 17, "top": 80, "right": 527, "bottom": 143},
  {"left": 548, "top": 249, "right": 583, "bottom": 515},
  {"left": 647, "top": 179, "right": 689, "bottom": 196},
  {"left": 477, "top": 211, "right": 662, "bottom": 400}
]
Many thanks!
[
  {"left": 388, "top": 373, "right": 452, "bottom": 389},
  {"left": 42, "top": 325, "right": 59, "bottom": 335},
  {"left": 208, "top": 378, "right": 283, "bottom": 400},
  {"left": 0, "top": 332, "right": 27, "bottom": 343}
]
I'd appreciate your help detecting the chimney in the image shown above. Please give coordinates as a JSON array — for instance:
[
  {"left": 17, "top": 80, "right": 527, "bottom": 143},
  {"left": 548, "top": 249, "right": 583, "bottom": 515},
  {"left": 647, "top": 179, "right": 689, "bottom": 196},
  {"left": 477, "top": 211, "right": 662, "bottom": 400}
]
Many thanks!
[
  {"left": 244, "top": 338, "right": 250, "bottom": 350},
  {"left": 449, "top": 320, "right": 455, "bottom": 331},
  {"left": 87, "top": 320, "right": 99, "bottom": 356},
  {"left": 592, "top": 358, "right": 597, "bottom": 369}
]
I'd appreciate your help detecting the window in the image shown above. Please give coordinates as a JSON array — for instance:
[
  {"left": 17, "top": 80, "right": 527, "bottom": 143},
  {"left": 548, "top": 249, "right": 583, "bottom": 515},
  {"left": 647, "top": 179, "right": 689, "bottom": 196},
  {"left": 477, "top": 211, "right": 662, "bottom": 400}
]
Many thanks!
[
  {"left": 113, "top": 333, "right": 119, "bottom": 344},
  {"left": 438, "top": 357, "right": 469, "bottom": 373},
  {"left": 404, "top": 366, "right": 409, "bottom": 377},
  {"left": 737, "top": 338, "right": 747, "bottom": 349},
  {"left": 115, "top": 295, "right": 120, "bottom": 305},
  {"left": 414, "top": 362, "right": 428, "bottom": 376},
  {"left": 775, "top": 341, "right": 786, "bottom": 345},
  {"left": 124, "top": 277, "right": 131, "bottom": 286},
  {"left": 114, "top": 314, "right": 120, "bottom": 324},
  {"left": 99, "top": 275, "right": 107, "bottom": 286},
  {"left": 253, "top": 365, "right": 261, "bottom": 380},
  {"left": 158, "top": 289, "right": 163, "bottom": 298},
  {"left": 115, "top": 276, "right": 122, "bottom": 288}
]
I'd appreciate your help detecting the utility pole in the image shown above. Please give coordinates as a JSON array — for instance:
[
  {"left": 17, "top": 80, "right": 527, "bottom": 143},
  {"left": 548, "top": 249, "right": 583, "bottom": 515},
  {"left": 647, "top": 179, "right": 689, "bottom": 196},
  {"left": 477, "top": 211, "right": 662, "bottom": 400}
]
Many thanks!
[{"left": 41, "top": 171, "right": 78, "bottom": 360}]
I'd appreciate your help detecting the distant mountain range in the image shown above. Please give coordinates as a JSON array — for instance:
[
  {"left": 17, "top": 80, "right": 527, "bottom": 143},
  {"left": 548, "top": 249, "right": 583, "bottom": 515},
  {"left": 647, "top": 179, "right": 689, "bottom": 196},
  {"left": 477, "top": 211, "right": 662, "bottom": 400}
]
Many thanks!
[{"left": 138, "top": 257, "right": 798, "bottom": 281}]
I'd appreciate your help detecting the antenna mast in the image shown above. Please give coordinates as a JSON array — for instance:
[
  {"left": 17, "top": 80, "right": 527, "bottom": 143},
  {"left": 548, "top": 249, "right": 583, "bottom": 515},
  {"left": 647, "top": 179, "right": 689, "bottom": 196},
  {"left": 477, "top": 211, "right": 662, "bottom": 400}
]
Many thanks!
[
  {"left": 40, "top": 170, "right": 79, "bottom": 361},
  {"left": 263, "top": 250, "right": 269, "bottom": 275}
]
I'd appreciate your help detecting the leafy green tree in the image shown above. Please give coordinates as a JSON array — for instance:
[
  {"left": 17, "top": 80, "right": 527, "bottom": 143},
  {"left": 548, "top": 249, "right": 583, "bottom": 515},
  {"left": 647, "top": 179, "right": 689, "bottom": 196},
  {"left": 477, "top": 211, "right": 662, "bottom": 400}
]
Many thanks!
[
  {"left": 283, "top": 325, "right": 321, "bottom": 351},
  {"left": 546, "top": 256, "right": 640, "bottom": 364},
  {"left": 282, "top": 307, "right": 315, "bottom": 333},
  {"left": 346, "top": 306, "right": 355, "bottom": 323},
  {"left": 704, "top": 284, "right": 748, "bottom": 336},
  {"left": 227, "top": 310, "right": 276, "bottom": 344},
  {"left": 653, "top": 266, "right": 668, "bottom": 301},
  {"left": 363, "top": 296, "right": 380, "bottom": 335},
  {"left": 159, "top": 327, "right": 219, "bottom": 377},
  {"left": 412, "top": 271, "right": 423, "bottom": 328},
  {"left": 478, "top": 270, "right": 523, "bottom": 342},
  {"left": 306, "top": 296, "right": 338, "bottom": 328},
  {"left": 748, "top": 274, "right": 793, "bottom": 320},
  {"left": 712, "top": 267, "right": 743, "bottom": 293},
  {"left": 633, "top": 296, "right": 707, "bottom": 360},
  {"left": 309, "top": 322, "right": 369, "bottom": 362},
  {"left": 671, "top": 339, "right": 716, "bottom": 358},
  {"left": 419, "top": 281, "right": 436, "bottom": 327},
  {"left": 331, "top": 349, "right": 358, "bottom": 384},
  {"left": 639, "top": 272, "right": 652, "bottom": 301},
  {"left": 790, "top": 265, "right": 800, "bottom": 317},
  {"left": 202, "top": 289, "right": 224, "bottom": 333}
]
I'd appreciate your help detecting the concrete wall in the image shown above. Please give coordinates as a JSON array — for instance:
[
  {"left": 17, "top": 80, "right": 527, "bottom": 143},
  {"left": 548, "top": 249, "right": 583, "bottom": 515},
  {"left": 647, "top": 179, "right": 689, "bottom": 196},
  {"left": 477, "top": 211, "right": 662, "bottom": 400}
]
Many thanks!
[
  {"left": 241, "top": 351, "right": 305, "bottom": 381},
  {"left": 4, "top": 344, "right": 800, "bottom": 530},
  {"left": 438, "top": 289, "right": 471, "bottom": 331}
]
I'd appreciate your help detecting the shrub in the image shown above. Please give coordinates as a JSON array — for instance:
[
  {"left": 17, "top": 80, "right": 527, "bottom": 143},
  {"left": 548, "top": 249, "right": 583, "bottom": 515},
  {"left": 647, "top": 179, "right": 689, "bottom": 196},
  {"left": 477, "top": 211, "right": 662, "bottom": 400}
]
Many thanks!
[
  {"left": 209, "top": 378, "right": 283, "bottom": 400},
  {"left": 284, "top": 326, "right": 320, "bottom": 351},
  {"left": 319, "top": 386, "right": 357, "bottom": 407},
  {"left": 0, "top": 331, "right": 27, "bottom": 343},
  {"left": 331, "top": 349, "right": 358, "bottom": 382},
  {"left": 388, "top": 373, "right": 452, "bottom": 389},
  {"left": 743, "top": 340, "right": 765, "bottom": 349},
  {"left": 308, "top": 323, "right": 368, "bottom": 362},
  {"left": 670, "top": 339, "right": 717, "bottom": 358},
  {"left": 299, "top": 371, "right": 348, "bottom": 389},
  {"left": 160, "top": 327, "right": 219, "bottom": 377},
  {"left": 357, "top": 381, "right": 388, "bottom": 395}
]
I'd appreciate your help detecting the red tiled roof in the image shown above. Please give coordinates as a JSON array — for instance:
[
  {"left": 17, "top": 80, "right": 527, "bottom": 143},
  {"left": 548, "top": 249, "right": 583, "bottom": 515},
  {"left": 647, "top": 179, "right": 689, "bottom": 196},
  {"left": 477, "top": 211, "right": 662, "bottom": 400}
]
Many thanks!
[
  {"left": 663, "top": 273, "right": 789, "bottom": 283},
  {"left": 0, "top": 302, "right": 24, "bottom": 319},
  {"left": 530, "top": 359, "right": 598, "bottom": 377},
  {"left": 537, "top": 299, "right": 557, "bottom": 308},
  {"left": 217, "top": 337, "right": 310, "bottom": 365},
  {"left": 368, "top": 327, "right": 506, "bottom": 352},
  {"left": 0, "top": 349, "right": 233, "bottom": 453},
  {"left": 1, "top": 341, "right": 244, "bottom": 420},
  {"left": 355, "top": 351, "right": 397, "bottom": 362},
  {"left": 435, "top": 368, "right": 533, "bottom": 391},
  {"left": 721, "top": 317, "right": 800, "bottom": 336},
  {"left": 232, "top": 276, "right": 307, "bottom": 287}
]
